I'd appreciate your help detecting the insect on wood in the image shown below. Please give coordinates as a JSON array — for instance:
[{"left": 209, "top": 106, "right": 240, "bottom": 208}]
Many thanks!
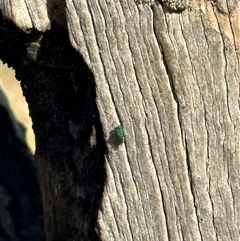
[{"left": 115, "top": 125, "right": 125, "bottom": 143}]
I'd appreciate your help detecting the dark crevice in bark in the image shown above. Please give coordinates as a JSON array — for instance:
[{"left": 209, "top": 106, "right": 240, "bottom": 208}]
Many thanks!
[
  {"left": 0, "top": 13, "right": 106, "bottom": 241},
  {"left": 156, "top": 0, "right": 186, "bottom": 13},
  {"left": 152, "top": 10, "right": 184, "bottom": 144},
  {"left": 152, "top": 33, "right": 180, "bottom": 122},
  {"left": 184, "top": 138, "right": 203, "bottom": 240},
  {"left": 151, "top": 9, "right": 178, "bottom": 104}
]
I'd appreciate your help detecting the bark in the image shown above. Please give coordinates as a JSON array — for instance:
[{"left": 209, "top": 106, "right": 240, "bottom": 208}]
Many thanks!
[
  {"left": 0, "top": 18, "right": 106, "bottom": 240},
  {"left": 1, "top": 0, "right": 240, "bottom": 240}
]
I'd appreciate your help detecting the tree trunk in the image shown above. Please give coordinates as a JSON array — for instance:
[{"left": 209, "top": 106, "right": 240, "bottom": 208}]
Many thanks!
[{"left": 1, "top": 0, "right": 240, "bottom": 240}]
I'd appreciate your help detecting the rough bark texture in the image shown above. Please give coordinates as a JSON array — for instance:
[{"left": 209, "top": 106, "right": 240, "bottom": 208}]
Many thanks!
[
  {"left": 0, "top": 90, "right": 44, "bottom": 241},
  {"left": 1, "top": 0, "right": 240, "bottom": 240},
  {"left": 0, "top": 17, "right": 106, "bottom": 240}
]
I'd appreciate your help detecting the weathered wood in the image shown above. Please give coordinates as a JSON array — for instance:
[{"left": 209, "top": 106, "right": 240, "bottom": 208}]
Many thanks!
[
  {"left": 0, "top": 18, "right": 106, "bottom": 240},
  {"left": 66, "top": 0, "right": 240, "bottom": 240},
  {"left": 1, "top": 0, "right": 240, "bottom": 240}
]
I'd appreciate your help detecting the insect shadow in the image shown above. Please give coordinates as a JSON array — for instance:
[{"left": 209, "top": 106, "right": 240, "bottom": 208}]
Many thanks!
[{"left": 107, "top": 125, "right": 125, "bottom": 149}]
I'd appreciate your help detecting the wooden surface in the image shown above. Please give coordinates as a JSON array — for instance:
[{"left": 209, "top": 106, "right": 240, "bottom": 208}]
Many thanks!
[{"left": 1, "top": 0, "right": 240, "bottom": 240}]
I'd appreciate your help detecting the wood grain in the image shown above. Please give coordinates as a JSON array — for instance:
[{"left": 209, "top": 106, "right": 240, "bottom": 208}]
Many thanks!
[{"left": 1, "top": 0, "right": 240, "bottom": 240}]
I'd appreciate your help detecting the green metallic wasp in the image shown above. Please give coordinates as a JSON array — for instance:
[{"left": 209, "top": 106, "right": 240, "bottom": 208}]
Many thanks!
[{"left": 115, "top": 125, "right": 125, "bottom": 143}]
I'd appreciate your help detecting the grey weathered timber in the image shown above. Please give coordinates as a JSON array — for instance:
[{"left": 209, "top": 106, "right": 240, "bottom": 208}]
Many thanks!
[{"left": 1, "top": 0, "right": 240, "bottom": 240}]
